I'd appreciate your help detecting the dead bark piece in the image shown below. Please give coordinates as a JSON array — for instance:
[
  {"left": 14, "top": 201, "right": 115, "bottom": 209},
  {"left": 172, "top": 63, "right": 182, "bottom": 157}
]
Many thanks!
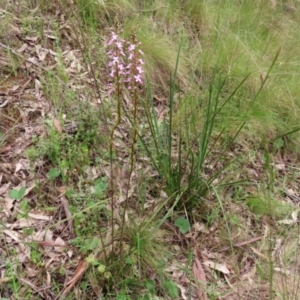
[
  {"left": 193, "top": 257, "right": 208, "bottom": 300},
  {"left": 58, "top": 259, "right": 89, "bottom": 300}
]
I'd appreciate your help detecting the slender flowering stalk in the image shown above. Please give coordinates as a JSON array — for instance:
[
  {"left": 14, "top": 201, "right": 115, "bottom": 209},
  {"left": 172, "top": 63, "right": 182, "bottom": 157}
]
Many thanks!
[
  {"left": 121, "top": 33, "right": 145, "bottom": 248},
  {"left": 107, "top": 26, "right": 126, "bottom": 243},
  {"left": 106, "top": 28, "right": 145, "bottom": 249}
]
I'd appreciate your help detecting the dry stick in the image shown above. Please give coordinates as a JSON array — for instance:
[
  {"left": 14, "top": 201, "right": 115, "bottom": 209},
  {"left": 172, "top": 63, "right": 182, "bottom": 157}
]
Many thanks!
[
  {"left": 60, "top": 195, "right": 75, "bottom": 239},
  {"left": 219, "top": 235, "right": 264, "bottom": 252}
]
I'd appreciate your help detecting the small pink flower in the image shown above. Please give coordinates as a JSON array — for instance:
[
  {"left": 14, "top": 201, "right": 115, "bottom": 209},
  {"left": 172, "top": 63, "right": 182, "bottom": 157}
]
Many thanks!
[
  {"left": 134, "top": 74, "right": 143, "bottom": 84},
  {"left": 136, "top": 66, "right": 143, "bottom": 74},
  {"left": 116, "top": 41, "right": 123, "bottom": 51},
  {"left": 109, "top": 70, "right": 115, "bottom": 78},
  {"left": 112, "top": 56, "right": 119, "bottom": 63},
  {"left": 128, "top": 53, "right": 134, "bottom": 60},
  {"left": 108, "top": 32, "right": 118, "bottom": 46},
  {"left": 128, "top": 44, "right": 136, "bottom": 52}
]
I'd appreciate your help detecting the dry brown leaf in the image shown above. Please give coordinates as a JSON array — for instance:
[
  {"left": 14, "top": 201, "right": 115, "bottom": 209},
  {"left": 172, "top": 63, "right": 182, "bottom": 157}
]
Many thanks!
[
  {"left": 193, "top": 257, "right": 208, "bottom": 300},
  {"left": 272, "top": 238, "right": 285, "bottom": 264},
  {"left": 28, "top": 212, "right": 53, "bottom": 221},
  {"left": 7, "top": 218, "right": 37, "bottom": 229},
  {"left": 54, "top": 237, "right": 70, "bottom": 254},
  {"left": 25, "top": 36, "right": 38, "bottom": 42},
  {"left": 3, "top": 229, "right": 21, "bottom": 243},
  {"left": 34, "top": 78, "right": 42, "bottom": 100},
  {"left": 53, "top": 118, "right": 63, "bottom": 133},
  {"left": 241, "top": 264, "right": 256, "bottom": 280},
  {"left": 17, "top": 43, "right": 28, "bottom": 53},
  {"left": 273, "top": 267, "right": 290, "bottom": 276},
  {"left": 58, "top": 259, "right": 89, "bottom": 300},
  {"left": 177, "top": 284, "right": 188, "bottom": 300},
  {"left": 35, "top": 45, "right": 49, "bottom": 61},
  {"left": 57, "top": 186, "right": 68, "bottom": 195},
  {"left": 3, "top": 229, "right": 30, "bottom": 263},
  {"left": 45, "top": 33, "right": 57, "bottom": 40},
  {"left": 34, "top": 240, "right": 68, "bottom": 248},
  {"left": 24, "top": 184, "right": 36, "bottom": 196},
  {"left": 0, "top": 145, "right": 12, "bottom": 153},
  {"left": 25, "top": 266, "right": 40, "bottom": 277},
  {"left": 34, "top": 229, "right": 54, "bottom": 246},
  {"left": 0, "top": 182, "right": 10, "bottom": 195},
  {"left": 278, "top": 209, "right": 299, "bottom": 225},
  {"left": 15, "top": 162, "right": 23, "bottom": 173},
  {"left": 203, "top": 260, "right": 230, "bottom": 275}
]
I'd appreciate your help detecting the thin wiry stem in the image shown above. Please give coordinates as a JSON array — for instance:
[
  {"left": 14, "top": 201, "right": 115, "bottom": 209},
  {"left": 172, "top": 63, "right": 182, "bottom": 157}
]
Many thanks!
[
  {"left": 120, "top": 87, "right": 138, "bottom": 246},
  {"left": 108, "top": 27, "right": 125, "bottom": 244},
  {"left": 109, "top": 73, "right": 122, "bottom": 244}
]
